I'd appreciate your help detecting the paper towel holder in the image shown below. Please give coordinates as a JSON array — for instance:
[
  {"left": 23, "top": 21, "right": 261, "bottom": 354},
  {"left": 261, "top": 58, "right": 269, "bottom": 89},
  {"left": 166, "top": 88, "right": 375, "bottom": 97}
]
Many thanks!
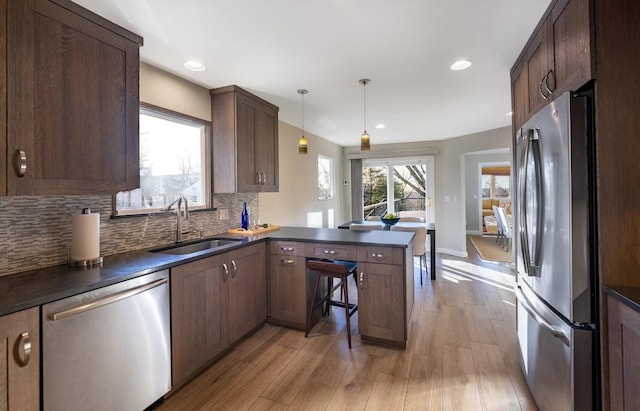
[
  {"left": 67, "top": 208, "right": 103, "bottom": 268},
  {"left": 67, "top": 250, "right": 103, "bottom": 268}
]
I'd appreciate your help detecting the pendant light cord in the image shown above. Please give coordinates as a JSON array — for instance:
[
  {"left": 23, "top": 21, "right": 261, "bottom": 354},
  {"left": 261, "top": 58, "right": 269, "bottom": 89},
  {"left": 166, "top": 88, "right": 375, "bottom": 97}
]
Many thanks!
[{"left": 363, "top": 81, "right": 367, "bottom": 132}]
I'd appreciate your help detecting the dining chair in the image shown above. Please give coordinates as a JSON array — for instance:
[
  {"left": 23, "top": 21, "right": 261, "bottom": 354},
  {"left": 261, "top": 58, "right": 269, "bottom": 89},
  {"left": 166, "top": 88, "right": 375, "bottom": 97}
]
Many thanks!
[
  {"left": 391, "top": 225, "right": 427, "bottom": 285},
  {"left": 492, "top": 205, "right": 505, "bottom": 246},
  {"left": 496, "top": 206, "right": 512, "bottom": 252},
  {"left": 398, "top": 216, "right": 425, "bottom": 222},
  {"left": 349, "top": 223, "right": 383, "bottom": 231}
]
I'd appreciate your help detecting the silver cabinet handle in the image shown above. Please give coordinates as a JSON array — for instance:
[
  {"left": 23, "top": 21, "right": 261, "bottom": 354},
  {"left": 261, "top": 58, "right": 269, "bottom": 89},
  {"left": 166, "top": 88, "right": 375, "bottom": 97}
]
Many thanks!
[
  {"left": 231, "top": 260, "right": 237, "bottom": 278},
  {"left": 256, "top": 172, "right": 261, "bottom": 185},
  {"left": 371, "top": 253, "right": 384, "bottom": 259},
  {"left": 359, "top": 272, "right": 364, "bottom": 290},
  {"left": 15, "top": 149, "right": 27, "bottom": 177},
  {"left": 222, "top": 263, "right": 229, "bottom": 281},
  {"left": 260, "top": 172, "right": 266, "bottom": 185},
  {"left": 543, "top": 69, "right": 554, "bottom": 95},
  {"left": 280, "top": 247, "right": 294, "bottom": 252},
  {"left": 15, "top": 332, "right": 31, "bottom": 367},
  {"left": 281, "top": 259, "right": 294, "bottom": 264},
  {"left": 538, "top": 74, "right": 548, "bottom": 100},
  {"left": 323, "top": 250, "right": 336, "bottom": 255},
  {"left": 49, "top": 278, "right": 168, "bottom": 321}
]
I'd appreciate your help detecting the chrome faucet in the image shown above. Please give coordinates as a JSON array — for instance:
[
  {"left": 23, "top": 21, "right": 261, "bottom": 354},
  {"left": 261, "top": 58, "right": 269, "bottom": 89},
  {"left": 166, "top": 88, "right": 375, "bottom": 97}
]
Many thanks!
[{"left": 163, "top": 196, "right": 189, "bottom": 243}]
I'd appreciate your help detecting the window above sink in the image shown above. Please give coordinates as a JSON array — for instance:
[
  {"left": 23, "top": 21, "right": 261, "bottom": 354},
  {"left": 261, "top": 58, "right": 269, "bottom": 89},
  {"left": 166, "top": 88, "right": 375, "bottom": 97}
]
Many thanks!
[{"left": 114, "top": 103, "right": 212, "bottom": 216}]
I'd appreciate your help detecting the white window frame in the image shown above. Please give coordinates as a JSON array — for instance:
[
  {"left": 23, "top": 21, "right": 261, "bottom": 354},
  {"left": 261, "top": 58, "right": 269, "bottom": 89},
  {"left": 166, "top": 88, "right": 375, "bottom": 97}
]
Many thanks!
[
  {"left": 113, "top": 103, "right": 212, "bottom": 216},
  {"left": 318, "top": 155, "right": 334, "bottom": 200}
]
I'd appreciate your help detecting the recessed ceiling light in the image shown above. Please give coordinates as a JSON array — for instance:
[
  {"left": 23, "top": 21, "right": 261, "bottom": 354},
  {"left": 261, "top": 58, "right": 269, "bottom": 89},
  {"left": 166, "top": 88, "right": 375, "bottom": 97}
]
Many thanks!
[
  {"left": 450, "top": 60, "right": 472, "bottom": 71},
  {"left": 184, "top": 60, "right": 206, "bottom": 71},
  {"left": 507, "top": 111, "right": 513, "bottom": 116},
  {"left": 375, "top": 124, "right": 386, "bottom": 129}
]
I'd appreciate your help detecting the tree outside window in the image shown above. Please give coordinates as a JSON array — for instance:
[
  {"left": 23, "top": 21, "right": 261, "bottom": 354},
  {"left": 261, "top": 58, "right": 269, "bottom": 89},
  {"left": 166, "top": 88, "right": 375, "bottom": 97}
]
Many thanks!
[{"left": 318, "top": 155, "right": 334, "bottom": 200}]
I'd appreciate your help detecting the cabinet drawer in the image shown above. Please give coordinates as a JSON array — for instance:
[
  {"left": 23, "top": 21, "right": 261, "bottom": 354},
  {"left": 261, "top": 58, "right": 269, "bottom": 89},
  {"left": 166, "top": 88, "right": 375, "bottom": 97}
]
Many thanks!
[
  {"left": 305, "top": 242, "right": 357, "bottom": 261},
  {"left": 270, "top": 241, "right": 302, "bottom": 256},
  {"left": 357, "top": 246, "right": 403, "bottom": 265}
]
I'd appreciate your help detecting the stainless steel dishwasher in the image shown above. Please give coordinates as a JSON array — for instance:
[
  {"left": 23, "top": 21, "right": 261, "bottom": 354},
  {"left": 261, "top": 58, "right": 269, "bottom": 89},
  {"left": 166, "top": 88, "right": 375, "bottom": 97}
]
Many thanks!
[{"left": 42, "top": 270, "right": 171, "bottom": 411}]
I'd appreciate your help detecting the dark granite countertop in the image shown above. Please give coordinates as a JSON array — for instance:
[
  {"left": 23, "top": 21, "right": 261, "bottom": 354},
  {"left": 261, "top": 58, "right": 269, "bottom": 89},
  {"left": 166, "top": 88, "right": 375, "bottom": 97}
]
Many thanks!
[
  {"left": 603, "top": 285, "right": 640, "bottom": 313},
  {"left": 0, "top": 226, "right": 413, "bottom": 317}
]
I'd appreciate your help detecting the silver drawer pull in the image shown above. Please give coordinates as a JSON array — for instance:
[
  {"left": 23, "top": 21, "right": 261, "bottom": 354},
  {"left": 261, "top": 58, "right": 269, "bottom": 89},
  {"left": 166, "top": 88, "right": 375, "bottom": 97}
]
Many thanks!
[
  {"left": 371, "top": 253, "right": 384, "bottom": 258},
  {"left": 15, "top": 332, "right": 31, "bottom": 367},
  {"left": 231, "top": 260, "right": 237, "bottom": 278},
  {"left": 49, "top": 278, "right": 168, "bottom": 321},
  {"left": 15, "top": 149, "right": 27, "bottom": 177},
  {"left": 359, "top": 272, "right": 365, "bottom": 290},
  {"left": 323, "top": 250, "right": 336, "bottom": 255},
  {"left": 280, "top": 247, "right": 294, "bottom": 252},
  {"left": 281, "top": 259, "right": 294, "bottom": 264}
]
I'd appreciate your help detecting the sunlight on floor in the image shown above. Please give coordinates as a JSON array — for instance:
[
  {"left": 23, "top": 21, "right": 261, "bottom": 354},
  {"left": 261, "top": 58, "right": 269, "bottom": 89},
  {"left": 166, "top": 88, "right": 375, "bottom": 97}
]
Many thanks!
[{"left": 441, "top": 258, "right": 515, "bottom": 292}]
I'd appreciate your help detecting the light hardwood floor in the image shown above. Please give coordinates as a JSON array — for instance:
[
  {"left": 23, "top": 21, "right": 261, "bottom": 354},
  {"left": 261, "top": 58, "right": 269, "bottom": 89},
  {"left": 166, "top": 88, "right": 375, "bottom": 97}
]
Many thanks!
[{"left": 154, "top": 236, "right": 538, "bottom": 411}]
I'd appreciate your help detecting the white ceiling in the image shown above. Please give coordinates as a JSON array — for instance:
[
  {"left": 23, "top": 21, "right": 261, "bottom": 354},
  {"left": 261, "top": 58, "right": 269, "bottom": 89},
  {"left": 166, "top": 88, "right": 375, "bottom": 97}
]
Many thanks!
[{"left": 74, "top": 0, "right": 550, "bottom": 147}]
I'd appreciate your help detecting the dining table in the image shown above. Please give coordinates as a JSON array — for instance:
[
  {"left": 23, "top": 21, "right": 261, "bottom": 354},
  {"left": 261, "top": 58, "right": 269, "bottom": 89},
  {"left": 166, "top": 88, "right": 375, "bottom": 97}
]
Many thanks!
[{"left": 338, "top": 220, "right": 436, "bottom": 280}]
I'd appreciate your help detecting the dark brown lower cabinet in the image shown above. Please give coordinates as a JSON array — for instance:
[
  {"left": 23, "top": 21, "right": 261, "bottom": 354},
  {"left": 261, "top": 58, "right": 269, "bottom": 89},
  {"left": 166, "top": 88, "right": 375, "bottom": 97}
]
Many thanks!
[
  {"left": 268, "top": 255, "right": 306, "bottom": 328},
  {"left": 228, "top": 244, "right": 267, "bottom": 343},
  {"left": 607, "top": 295, "right": 640, "bottom": 411},
  {"left": 171, "top": 242, "right": 266, "bottom": 388},
  {"left": 0, "top": 307, "right": 39, "bottom": 410},
  {"left": 357, "top": 261, "right": 405, "bottom": 345},
  {"left": 171, "top": 253, "right": 229, "bottom": 388}
]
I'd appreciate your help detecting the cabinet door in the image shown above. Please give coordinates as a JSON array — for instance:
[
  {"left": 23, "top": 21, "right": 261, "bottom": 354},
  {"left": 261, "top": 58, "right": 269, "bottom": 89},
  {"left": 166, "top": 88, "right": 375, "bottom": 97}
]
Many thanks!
[
  {"left": 228, "top": 243, "right": 267, "bottom": 342},
  {"left": 171, "top": 254, "right": 229, "bottom": 387},
  {"left": 358, "top": 262, "right": 405, "bottom": 342},
  {"left": 0, "top": 307, "right": 39, "bottom": 411},
  {"left": 511, "top": 59, "right": 529, "bottom": 131},
  {"left": 254, "top": 101, "right": 279, "bottom": 192},
  {"left": 0, "top": 0, "right": 6, "bottom": 195},
  {"left": 551, "top": 0, "right": 593, "bottom": 94},
  {"left": 6, "top": 0, "right": 141, "bottom": 195},
  {"left": 268, "top": 255, "right": 306, "bottom": 327},
  {"left": 526, "top": 21, "right": 553, "bottom": 116},
  {"left": 235, "top": 92, "right": 259, "bottom": 192}
]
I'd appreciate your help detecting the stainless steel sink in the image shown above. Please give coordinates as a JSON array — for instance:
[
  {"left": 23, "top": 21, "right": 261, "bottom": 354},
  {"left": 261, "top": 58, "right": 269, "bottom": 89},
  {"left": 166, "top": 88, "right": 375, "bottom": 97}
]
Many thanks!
[{"left": 150, "top": 238, "right": 242, "bottom": 255}]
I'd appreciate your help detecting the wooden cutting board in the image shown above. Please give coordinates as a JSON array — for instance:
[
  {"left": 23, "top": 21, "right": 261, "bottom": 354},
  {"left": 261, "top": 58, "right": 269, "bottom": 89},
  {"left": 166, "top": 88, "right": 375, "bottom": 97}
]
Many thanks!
[{"left": 227, "top": 225, "right": 280, "bottom": 235}]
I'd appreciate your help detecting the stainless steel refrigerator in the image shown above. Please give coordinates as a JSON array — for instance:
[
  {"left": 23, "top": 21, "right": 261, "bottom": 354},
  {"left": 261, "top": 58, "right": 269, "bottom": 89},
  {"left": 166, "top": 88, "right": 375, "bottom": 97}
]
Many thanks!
[{"left": 515, "top": 90, "right": 599, "bottom": 411}]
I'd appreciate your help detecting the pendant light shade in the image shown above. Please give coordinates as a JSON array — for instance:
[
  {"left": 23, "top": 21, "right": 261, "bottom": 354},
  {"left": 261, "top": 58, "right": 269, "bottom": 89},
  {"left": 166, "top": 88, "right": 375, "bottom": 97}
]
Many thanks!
[
  {"left": 359, "top": 79, "right": 371, "bottom": 151},
  {"left": 297, "top": 89, "right": 309, "bottom": 154}
]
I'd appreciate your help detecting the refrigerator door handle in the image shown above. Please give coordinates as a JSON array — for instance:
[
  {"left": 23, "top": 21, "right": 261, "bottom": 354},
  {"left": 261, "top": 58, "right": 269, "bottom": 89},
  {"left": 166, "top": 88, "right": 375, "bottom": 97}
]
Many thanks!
[
  {"left": 520, "top": 128, "right": 543, "bottom": 276},
  {"left": 519, "top": 129, "right": 533, "bottom": 275},
  {"left": 516, "top": 286, "right": 568, "bottom": 343}
]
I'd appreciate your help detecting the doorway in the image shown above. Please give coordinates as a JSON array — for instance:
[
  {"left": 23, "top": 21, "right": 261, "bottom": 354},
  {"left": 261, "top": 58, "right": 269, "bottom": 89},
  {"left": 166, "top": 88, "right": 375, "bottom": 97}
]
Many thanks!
[{"left": 362, "top": 156, "right": 435, "bottom": 223}]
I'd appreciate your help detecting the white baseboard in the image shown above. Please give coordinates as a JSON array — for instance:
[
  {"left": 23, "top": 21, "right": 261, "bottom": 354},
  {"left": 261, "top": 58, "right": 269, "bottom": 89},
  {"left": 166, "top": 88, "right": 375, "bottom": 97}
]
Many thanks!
[{"left": 436, "top": 247, "right": 468, "bottom": 258}]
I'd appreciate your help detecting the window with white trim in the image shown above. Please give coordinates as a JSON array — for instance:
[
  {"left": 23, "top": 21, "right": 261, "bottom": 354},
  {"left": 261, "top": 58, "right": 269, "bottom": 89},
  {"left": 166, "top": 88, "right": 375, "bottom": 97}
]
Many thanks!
[
  {"left": 318, "top": 155, "right": 334, "bottom": 200},
  {"left": 114, "top": 104, "right": 211, "bottom": 215}
]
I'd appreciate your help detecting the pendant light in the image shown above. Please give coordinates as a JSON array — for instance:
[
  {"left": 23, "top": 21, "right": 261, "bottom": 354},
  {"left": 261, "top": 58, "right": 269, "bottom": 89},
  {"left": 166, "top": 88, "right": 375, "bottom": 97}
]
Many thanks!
[
  {"left": 297, "top": 89, "right": 309, "bottom": 154},
  {"left": 359, "top": 79, "right": 371, "bottom": 151}
]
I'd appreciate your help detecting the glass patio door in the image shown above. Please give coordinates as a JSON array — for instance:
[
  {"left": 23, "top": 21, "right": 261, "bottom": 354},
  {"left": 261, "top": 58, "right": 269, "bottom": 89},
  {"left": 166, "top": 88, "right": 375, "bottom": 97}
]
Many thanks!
[{"left": 362, "top": 156, "right": 434, "bottom": 223}]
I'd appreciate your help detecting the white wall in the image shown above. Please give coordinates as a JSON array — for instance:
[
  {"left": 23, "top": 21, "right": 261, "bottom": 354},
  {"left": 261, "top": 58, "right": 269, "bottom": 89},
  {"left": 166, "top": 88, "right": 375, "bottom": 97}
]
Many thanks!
[
  {"left": 259, "top": 122, "right": 344, "bottom": 227},
  {"left": 140, "top": 62, "right": 211, "bottom": 121},
  {"left": 435, "top": 126, "right": 512, "bottom": 256}
]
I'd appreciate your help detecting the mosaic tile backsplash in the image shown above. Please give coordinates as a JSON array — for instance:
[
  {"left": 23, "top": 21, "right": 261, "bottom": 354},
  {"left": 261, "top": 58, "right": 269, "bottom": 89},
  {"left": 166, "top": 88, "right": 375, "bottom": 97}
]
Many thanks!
[{"left": 0, "top": 193, "right": 258, "bottom": 277}]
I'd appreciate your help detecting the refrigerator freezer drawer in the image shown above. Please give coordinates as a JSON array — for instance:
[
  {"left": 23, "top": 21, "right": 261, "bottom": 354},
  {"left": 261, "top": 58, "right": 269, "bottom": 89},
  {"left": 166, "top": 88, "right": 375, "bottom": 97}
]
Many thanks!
[{"left": 516, "top": 285, "right": 593, "bottom": 411}]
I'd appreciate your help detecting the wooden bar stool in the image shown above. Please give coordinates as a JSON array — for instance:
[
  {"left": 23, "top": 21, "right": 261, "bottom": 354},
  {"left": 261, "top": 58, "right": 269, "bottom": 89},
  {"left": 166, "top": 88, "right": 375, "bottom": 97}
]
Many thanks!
[{"left": 305, "top": 259, "right": 358, "bottom": 348}]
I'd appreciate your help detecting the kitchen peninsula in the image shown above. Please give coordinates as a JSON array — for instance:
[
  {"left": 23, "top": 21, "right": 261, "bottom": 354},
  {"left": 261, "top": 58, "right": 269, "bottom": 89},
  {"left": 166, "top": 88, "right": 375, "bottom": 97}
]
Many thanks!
[{"left": 0, "top": 226, "right": 415, "bottom": 408}]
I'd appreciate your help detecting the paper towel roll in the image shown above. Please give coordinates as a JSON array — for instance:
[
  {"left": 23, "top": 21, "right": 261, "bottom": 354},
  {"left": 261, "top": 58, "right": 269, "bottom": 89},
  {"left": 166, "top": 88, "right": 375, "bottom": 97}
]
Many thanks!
[{"left": 71, "top": 213, "right": 100, "bottom": 261}]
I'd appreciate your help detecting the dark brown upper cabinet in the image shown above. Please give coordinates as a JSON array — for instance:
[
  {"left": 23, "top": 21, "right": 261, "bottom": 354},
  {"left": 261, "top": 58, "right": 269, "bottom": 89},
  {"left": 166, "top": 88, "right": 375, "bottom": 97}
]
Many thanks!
[
  {"left": 511, "top": 0, "right": 593, "bottom": 130},
  {"left": 210, "top": 85, "right": 279, "bottom": 193},
  {"left": 2, "top": 0, "right": 142, "bottom": 195}
]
